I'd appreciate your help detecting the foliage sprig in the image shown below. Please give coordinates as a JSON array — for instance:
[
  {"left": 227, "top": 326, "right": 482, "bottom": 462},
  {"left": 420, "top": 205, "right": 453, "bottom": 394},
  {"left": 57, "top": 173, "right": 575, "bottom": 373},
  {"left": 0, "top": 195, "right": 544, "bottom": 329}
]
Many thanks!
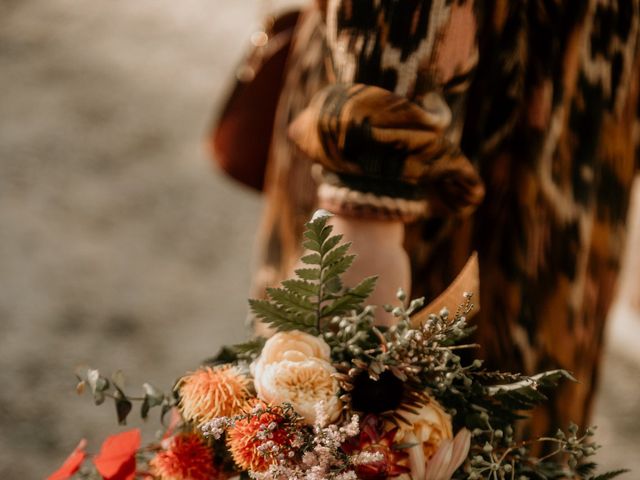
[{"left": 249, "top": 213, "right": 376, "bottom": 335}]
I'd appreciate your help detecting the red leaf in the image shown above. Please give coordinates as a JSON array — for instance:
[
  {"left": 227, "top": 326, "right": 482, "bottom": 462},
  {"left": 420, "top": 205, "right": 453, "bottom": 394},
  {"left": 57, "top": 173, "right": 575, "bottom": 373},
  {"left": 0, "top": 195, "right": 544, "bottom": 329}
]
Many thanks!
[
  {"left": 47, "top": 439, "right": 87, "bottom": 480},
  {"left": 93, "top": 429, "right": 141, "bottom": 480}
]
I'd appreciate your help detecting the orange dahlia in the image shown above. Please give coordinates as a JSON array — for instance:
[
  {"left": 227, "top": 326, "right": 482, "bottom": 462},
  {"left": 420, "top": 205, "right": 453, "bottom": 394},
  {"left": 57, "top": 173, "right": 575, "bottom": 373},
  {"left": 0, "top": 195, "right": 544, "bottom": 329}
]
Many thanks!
[
  {"left": 226, "top": 405, "right": 294, "bottom": 472},
  {"left": 149, "top": 433, "right": 219, "bottom": 480},
  {"left": 177, "top": 365, "right": 252, "bottom": 425}
]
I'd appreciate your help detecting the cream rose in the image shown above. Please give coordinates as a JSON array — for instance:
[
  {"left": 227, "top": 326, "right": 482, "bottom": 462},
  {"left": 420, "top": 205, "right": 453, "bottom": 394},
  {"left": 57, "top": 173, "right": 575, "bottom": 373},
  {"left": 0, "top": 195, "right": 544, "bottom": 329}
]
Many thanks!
[
  {"left": 254, "top": 331, "right": 331, "bottom": 370},
  {"left": 394, "top": 398, "right": 453, "bottom": 480},
  {"left": 252, "top": 331, "right": 341, "bottom": 424}
]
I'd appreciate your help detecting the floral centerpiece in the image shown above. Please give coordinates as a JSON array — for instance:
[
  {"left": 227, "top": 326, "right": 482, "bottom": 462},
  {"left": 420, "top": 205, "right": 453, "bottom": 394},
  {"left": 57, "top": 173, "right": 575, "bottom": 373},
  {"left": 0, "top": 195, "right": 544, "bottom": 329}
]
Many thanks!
[{"left": 50, "top": 213, "right": 625, "bottom": 480}]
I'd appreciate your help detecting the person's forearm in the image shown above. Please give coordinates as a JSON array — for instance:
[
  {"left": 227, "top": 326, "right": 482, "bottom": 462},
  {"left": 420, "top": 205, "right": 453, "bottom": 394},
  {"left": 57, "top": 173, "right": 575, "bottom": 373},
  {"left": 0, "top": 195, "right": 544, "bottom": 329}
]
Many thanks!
[{"left": 327, "top": 215, "right": 410, "bottom": 326}]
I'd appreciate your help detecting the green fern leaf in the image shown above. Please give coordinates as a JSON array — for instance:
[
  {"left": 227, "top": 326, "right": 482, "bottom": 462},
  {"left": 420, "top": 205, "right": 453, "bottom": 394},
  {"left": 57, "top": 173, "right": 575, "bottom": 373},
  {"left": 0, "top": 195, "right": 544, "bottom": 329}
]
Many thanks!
[
  {"left": 266, "top": 287, "right": 314, "bottom": 313},
  {"left": 249, "top": 299, "right": 290, "bottom": 323},
  {"left": 301, "top": 253, "right": 322, "bottom": 265},
  {"left": 351, "top": 276, "right": 378, "bottom": 299},
  {"left": 233, "top": 337, "right": 266, "bottom": 354},
  {"left": 591, "top": 470, "right": 630, "bottom": 480},
  {"left": 320, "top": 234, "right": 343, "bottom": 255},
  {"left": 324, "top": 255, "right": 356, "bottom": 281},
  {"left": 249, "top": 213, "right": 376, "bottom": 335},
  {"left": 295, "top": 268, "right": 321, "bottom": 281},
  {"left": 302, "top": 239, "right": 321, "bottom": 251},
  {"left": 250, "top": 296, "right": 316, "bottom": 332},
  {"left": 323, "top": 243, "right": 352, "bottom": 267},
  {"left": 324, "top": 276, "right": 342, "bottom": 294},
  {"left": 321, "top": 276, "right": 377, "bottom": 318},
  {"left": 281, "top": 279, "right": 319, "bottom": 297},
  {"left": 304, "top": 217, "right": 332, "bottom": 243}
]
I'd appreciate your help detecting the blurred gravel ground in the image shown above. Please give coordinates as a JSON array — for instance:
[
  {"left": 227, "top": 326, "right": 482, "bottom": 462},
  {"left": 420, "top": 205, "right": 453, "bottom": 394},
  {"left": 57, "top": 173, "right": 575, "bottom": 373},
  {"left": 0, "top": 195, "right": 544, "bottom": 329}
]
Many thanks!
[{"left": 0, "top": 1, "right": 637, "bottom": 479}]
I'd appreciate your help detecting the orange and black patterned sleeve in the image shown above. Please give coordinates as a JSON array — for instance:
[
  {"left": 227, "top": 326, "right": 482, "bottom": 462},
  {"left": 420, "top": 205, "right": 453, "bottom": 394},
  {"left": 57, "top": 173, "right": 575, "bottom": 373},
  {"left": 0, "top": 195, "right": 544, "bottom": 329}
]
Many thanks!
[{"left": 288, "top": 0, "right": 485, "bottom": 222}]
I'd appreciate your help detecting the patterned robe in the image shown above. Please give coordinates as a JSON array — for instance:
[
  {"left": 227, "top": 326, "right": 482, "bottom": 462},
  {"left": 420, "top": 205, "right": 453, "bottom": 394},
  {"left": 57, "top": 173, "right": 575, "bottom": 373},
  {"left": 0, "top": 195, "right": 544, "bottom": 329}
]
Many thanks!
[{"left": 254, "top": 0, "right": 640, "bottom": 438}]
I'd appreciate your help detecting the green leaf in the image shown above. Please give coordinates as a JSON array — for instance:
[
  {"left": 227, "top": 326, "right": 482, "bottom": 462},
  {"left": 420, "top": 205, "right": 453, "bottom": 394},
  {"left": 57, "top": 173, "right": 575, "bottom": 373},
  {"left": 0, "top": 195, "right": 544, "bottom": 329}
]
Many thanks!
[
  {"left": 141, "top": 383, "right": 164, "bottom": 420},
  {"left": 591, "top": 470, "right": 630, "bottom": 480},
  {"left": 304, "top": 215, "right": 326, "bottom": 235},
  {"left": 247, "top": 212, "right": 377, "bottom": 335},
  {"left": 318, "top": 226, "right": 332, "bottom": 243},
  {"left": 302, "top": 239, "right": 321, "bottom": 252},
  {"left": 249, "top": 299, "right": 291, "bottom": 323},
  {"left": 143, "top": 383, "right": 164, "bottom": 405},
  {"left": 323, "top": 254, "right": 355, "bottom": 281},
  {"left": 322, "top": 243, "right": 352, "bottom": 268},
  {"left": 114, "top": 390, "right": 132, "bottom": 425},
  {"left": 301, "top": 253, "right": 322, "bottom": 265},
  {"left": 87, "top": 369, "right": 109, "bottom": 406},
  {"left": 295, "top": 268, "right": 320, "bottom": 281},
  {"left": 320, "top": 234, "right": 343, "bottom": 255},
  {"left": 141, "top": 397, "right": 151, "bottom": 420},
  {"left": 111, "top": 370, "right": 126, "bottom": 391},
  {"left": 351, "top": 276, "right": 378, "bottom": 299},
  {"left": 231, "top": 337, "right": 266, "bottom": 358},
  {"left": 320, "top": 277, "right": 376, "bottom": 318},
  {"left": 204, "top": 346, "right": 239, "bottom": 365},
  {"left": 487, "top": 370, "right": 574, "bottom": 396},
  {"left": 324, "top": 276, "right": 342, "bottom": 294},
  {"left": 267, "top": 287, "right": 314, "bottom": 313},
  {"left": 250, "top": 299, "right": 315, "bottom": 333},
  {"left": 576, "top": 462, "right": 598, "bottom": 477},
  {"left": 281, "top": 279, "right": 318, "bottom": 297},
  {"left": 304, "top": 214, "right": 333, "bottom": 244}
]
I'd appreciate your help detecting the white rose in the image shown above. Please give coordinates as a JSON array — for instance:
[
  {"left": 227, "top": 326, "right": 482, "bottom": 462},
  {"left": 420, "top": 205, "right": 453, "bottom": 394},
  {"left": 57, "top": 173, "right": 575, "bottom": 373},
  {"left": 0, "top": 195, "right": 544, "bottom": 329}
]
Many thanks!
[
  {"left": 252, "top": 331, "right": 341, "bottom": 424},
  {"left": 255, "top": 331, "right": 330, "bottom": 366}
]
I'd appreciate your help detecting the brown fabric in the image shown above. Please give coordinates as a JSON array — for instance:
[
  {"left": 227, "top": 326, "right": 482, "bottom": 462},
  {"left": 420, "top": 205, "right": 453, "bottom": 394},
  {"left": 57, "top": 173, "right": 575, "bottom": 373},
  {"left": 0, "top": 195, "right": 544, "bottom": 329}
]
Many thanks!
[
  {"left": 247, "top": 0, "right": 640, "bottom": 441},
  {"left": 210, "top": 11, "right": 300, "bottom": 191}
]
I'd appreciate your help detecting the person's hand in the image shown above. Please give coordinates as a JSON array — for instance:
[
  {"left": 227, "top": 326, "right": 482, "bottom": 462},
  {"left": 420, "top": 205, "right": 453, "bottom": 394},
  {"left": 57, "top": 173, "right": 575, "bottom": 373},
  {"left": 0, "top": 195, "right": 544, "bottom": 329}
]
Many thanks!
[{"left": 327, "top": 214, "right": 410, "bottom": 326}]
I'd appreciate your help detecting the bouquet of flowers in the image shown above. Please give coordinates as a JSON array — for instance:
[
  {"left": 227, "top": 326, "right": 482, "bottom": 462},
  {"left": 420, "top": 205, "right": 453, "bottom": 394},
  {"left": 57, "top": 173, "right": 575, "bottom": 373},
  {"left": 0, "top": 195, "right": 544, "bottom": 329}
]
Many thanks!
[{"left": 50, "top": 213, "right": 625, "bottom": 480}]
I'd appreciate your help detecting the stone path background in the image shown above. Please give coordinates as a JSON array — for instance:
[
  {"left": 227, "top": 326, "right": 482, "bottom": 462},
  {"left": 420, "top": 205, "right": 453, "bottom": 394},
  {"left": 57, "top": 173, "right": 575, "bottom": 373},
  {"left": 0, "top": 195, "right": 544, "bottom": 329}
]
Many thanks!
[{"left": 0, "top": 1, "right": 638, "bottom": 478}]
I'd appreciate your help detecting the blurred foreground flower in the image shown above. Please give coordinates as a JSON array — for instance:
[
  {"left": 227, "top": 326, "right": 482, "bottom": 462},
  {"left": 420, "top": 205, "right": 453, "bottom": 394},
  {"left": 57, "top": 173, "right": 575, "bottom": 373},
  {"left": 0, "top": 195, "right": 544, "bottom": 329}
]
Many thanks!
[
  {"left": 93, "top": 429, "right": 141, "bottom": 480},
  {"left": 47, "top": 439, "right": 87, "bottom": 480},
  {"left": 150, "top": 433, "right": 219, "bottom": 480}
]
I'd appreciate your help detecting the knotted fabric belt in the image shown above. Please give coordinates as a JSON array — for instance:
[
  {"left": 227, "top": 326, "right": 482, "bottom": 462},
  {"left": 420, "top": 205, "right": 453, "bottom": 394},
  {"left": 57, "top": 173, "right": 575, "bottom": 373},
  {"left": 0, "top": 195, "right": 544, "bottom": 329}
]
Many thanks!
[{"left": 289, "top": 83, "right": 485, "bottom": 222}]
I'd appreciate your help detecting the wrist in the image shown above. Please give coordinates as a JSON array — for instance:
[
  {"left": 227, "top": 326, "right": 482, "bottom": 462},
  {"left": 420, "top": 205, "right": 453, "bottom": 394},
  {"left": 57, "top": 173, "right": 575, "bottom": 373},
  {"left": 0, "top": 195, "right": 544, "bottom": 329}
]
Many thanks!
[{"left": 327, "top": 214, "right": 410, "bottom": 327}]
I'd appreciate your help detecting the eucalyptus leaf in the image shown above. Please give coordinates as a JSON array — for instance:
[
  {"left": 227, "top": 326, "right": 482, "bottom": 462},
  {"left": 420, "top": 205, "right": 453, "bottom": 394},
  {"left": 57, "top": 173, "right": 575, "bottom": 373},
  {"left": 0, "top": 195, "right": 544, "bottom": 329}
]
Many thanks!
[
  {"left": 93, "top": 390, "right": 106, "bottom": 406},
  {"left": 87, "top": 369, "right": 109, "bottom": 405},
  {"left": 143, "top": 383, "right": 164, "bottom": 407},
  {"left": 141, "top": 398, "right": 150, "bottom": 420},
  {"left": 114, "top": 390, "right": 132, "bottom": 425},
  {"left": 111, "top": 370, "right": 126, "bottom": 391}
]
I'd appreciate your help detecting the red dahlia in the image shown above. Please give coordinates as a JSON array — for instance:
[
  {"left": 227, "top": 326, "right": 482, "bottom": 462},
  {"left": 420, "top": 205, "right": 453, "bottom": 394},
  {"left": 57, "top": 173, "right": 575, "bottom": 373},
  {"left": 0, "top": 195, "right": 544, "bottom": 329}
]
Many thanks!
[{"left": 343, "top": 415, "right": 410, "bottom": 480}]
